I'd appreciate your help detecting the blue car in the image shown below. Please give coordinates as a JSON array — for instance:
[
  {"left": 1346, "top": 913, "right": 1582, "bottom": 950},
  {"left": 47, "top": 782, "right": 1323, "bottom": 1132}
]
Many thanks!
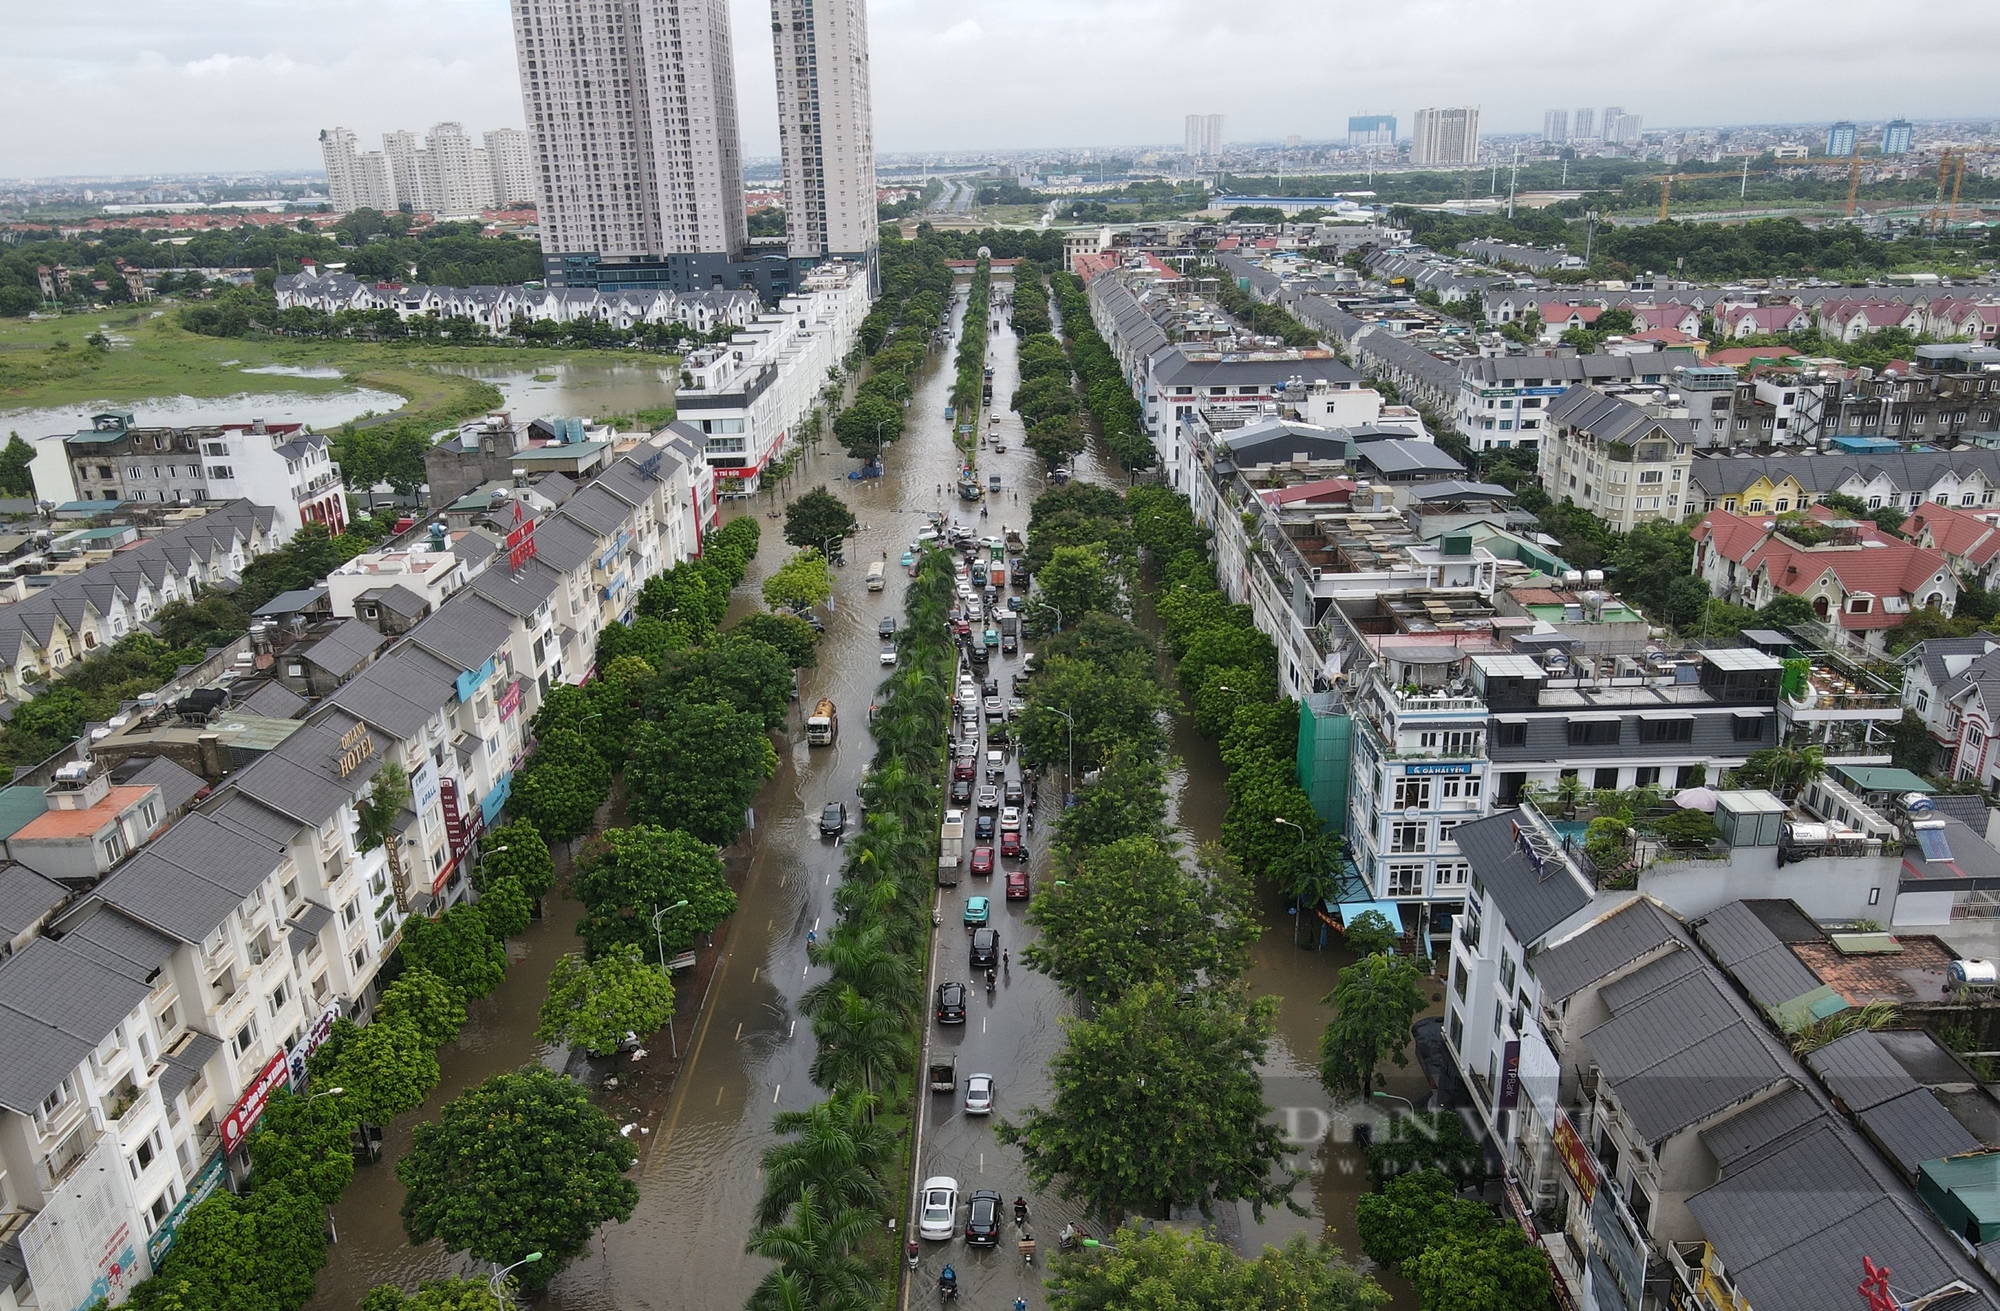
[{"left": 963, "top": 895, "right": 991, "bottom": 927}]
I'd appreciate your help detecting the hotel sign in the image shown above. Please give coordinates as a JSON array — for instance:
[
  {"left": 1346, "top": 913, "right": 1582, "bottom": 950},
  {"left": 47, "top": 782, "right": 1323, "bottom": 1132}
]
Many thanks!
[
  {"left": 335, "top": 723, "right": 376, "bottom": 779},
  {"left": 1552, "top": 1109, "right": 1599, "bottom": 1204}
]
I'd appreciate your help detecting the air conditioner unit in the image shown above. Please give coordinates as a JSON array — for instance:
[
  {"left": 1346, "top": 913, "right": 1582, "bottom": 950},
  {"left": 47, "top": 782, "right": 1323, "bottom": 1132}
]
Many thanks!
[{"left": 1310, "top": 567, "right": 1324, "bottom": 582}]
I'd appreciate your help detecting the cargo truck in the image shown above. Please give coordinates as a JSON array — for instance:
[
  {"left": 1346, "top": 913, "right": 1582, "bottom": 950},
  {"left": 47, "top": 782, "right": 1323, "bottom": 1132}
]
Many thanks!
[
  {"left": 938, "top": 809, "right": 965, "bottom": 885},
  {"left": 806, "top": 698, "right": 838, "bottom": 746}
]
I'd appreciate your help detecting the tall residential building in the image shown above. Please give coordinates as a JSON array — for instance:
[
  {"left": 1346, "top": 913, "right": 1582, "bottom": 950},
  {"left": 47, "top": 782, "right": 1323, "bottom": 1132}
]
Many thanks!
[
  {"left": 320, "top": 128, "right": 397, "bottom": 214},
  {"left": 1601, "top": 105, "right": 1624, "bottom": 138},
  {"left": 771, "top": 0, "right": 878, "bottom": 275},
  {"left": 1184, "top": 113, "right": 1225, "bottom": 163},
  {"left": 424, "top": 122, "right": 494, "bottom": 216},
  {"left": 512, "top": 0, "right": 781, "bottom": 291},
  {"left": 1571, "top": 107, "right": 1596, "bottom": 140},
  {"left": 484, "top": 128, "right": 539, "bottom": 206},
  {"left": 1827, "top": 121, "right": 1859, "bottom": 157},
  {"left": 1410, "top": 107, "right": 1480, "bottom": 166},
  {"left": 383, "top": 130, "right": 430, "bottom": 212},
  {"left": 1883, "top": 118, "right": 1915, "bottom": 155},
  {"left": 1604, "top": 111, "right": 1644, "bottom": 145},
  {"left": 1542, "top": 109, "right": 1569, "bottom": 143},
  {"left": 1348, "top": 114, "right": 1396, "bottom": 147}
]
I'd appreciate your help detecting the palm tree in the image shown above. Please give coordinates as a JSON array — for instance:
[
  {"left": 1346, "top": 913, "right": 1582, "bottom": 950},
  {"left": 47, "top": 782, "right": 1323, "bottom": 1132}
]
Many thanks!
[
  {"left": 808, "top": 986, "right": 910, "bottom": 1095},
  {"left": 801, "top": 924, "right": 918, "bottom": 1023},
  {"left": 1554, "top": 773, "right": 1586, "bottom": 817},
  {"left": 754, "top": 1091, "right": 895, "bottom": 1228},
  {"left": 746, "top": 1190, "right": 881, "bottom": 1311}
]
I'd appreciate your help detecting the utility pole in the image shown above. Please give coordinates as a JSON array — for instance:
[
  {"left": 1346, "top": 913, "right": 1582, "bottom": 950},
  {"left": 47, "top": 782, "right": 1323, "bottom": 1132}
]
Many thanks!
[
  {"left": 1507, "top": 147, "right": 1520, "bottom": 218},
  {"left": 1740, "top": 156, "right": 1749, "bottom": 200},
  {"left": 1584, "top": 210, "right": 1599, "bottom": 266}
]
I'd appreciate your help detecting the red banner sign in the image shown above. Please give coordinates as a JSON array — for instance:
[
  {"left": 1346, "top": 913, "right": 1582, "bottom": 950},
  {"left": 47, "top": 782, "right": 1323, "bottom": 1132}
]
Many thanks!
[
  {"left": 497, "top": 680, "right": 523, "bottom": 722},
  {"left": 220, "top": 1052, "right": 289, "bottom": 1153},
  {"left": 440, "top": 777, "right": 466, "bottom": 860},
  {"left": 1552, "top": 1110, "right": 1599, "bottom": 1205}
]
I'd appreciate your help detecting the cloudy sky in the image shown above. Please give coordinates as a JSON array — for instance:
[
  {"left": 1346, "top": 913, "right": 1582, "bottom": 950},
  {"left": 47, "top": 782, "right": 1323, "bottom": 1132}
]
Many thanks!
[{"left": 4, "top": 0, "right": 1996, "bottom": 176}]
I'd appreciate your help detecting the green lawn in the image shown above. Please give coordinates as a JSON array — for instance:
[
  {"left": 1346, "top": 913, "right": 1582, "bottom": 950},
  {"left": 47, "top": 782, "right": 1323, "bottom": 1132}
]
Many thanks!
[{"left": 0, "top": 304, "right": 657, "bottom": 416}]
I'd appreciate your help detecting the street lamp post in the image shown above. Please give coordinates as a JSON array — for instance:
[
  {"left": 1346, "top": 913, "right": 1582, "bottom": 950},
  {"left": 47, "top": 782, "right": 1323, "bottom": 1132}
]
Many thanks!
[
  {"left": 652, "top": 900, "right": 692, "bottom": 1057},
  {"left": 1028, "top": 598, "right": 1063, "bottom": 633},
  {"left": 1275, "top": 817, "right": 1310, "bottom": 945},
  {"left": 489, "top": 1252, "right": 543, "bottom": 1308}
]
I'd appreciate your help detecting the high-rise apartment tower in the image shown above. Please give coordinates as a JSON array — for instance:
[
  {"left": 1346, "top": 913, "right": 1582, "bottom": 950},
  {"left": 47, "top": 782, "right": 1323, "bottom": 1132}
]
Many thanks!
[
  {"left": 1543, "top": 109, "right": 1569, "bottom": 143},
  {"left": 772, "top": 0, "right": 878, "bottom": 276},
  {"left": 1410, "top": 107, "right": 1480, "bottom": 166},
  {"left": 1185, "top": 114, "right": 1225, "bottom": 163},
  {"left": 1883, "top": 119, "right": 1914, "bottom": 156},
  {"left": 510, "top": 0, "right": 751, "bottom": 286},
  {"left": 1826, "top": 121, "right": 1858, "bottom": 157},
  {"left": 1571, "top": 107, "right": 1596, "bottom": 140}
]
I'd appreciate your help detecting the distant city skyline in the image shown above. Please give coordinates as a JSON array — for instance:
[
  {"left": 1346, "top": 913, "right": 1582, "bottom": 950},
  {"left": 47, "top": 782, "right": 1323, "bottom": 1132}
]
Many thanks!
[{"left": 1, "top": 0, "right": 1997, "bottom": 173}]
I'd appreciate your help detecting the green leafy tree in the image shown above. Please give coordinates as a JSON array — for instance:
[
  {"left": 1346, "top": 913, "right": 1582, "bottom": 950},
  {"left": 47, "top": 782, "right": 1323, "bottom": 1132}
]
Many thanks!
[
  {"left": 400, "top": 904, "right": 505, "bottom": 1000},
  {"left": 246, "top": 1088, "right": 355, "bottom": 1206},
  {"left": 572, "top": 824, "right": 737, "bottom": 964},
  {"left": 743, "top": 1190, "right": 884, "bottom": 1311},
  {"left": 1319, "top": 952, "right": 1429, "bottom": 1099},
  {"left": 153, "top": 595, "right": 250, "bottom": 650},
  {"left": 511, "top": 728, "right": 612, "bottom": 843},
  {"left": 314, "top": 1016, "right": 441, "bottom": 1127},
  {"left": 1031, "top": 543, "right": 1126, "bottom": 631},
  {"left": 473, "top": 818, "right": 557, "bottom": 901},
  {"left": 0, "top": 434, "right": 38, "bottom": 497},
  {"left": 832, "top": 393, "right": 904, "bottom": 461},
  {"left": 1353, "top": 1170, "right": 1495, "bottom": 1271},
  {"left": 359, "top": 1278, "right": 503, "bottom": 1311},
  {"left": 634, "top": 562, "right": 724, "bottom": 642},
  {"left": 125, "top": 1184, "right": 327, "bottom": 1311},
  {"left": 998, "top": 983, "right": 1296, "bottom": 1221},
  {"left": 782, "top": 488, "right": 860, "bottom": 553},
  {"left": 1406, "top": 1226, "right": 1553, "bottom": 1311},
  {"left": 475, "top": 875, "right": 532, "bottom": 939},
  {"left": 374, "top": 968, "right": 468, "bottom": 1048},
  {"left": 1344, "top": 910, "right": 1401, "bottom": 959},
  {"left": 1054, "top": 743, "right": 1170, "bottom": 853},
  {"left": 1026, "top": 837, "right": 1257, "bottom": 1006},
  {"left": 626, "top": 700, "right": 778, "bottom": 845},
  {"left": 1019, "top": 655, "right": 1172, "bottom": 776},
  {"left": 1363, "top": 1112, "right": 1486, "bottom": 1188},
  {"left": 536, "top": 945, "right": 677, "bottom": 1056},
  {"left": 654, "top": 632, "right": 796, "bottom": 729},
  {"left": 731, "top": 610, "right": 820, "bottom": 669},
  {"left": 762, "top": 548, "right": 835, "bottom": 612},
  {"left": 1045, "top": 1223, "right": 1386, "bottom": 1311},
  {"left": 397, "top": 1068, "right": 639, "bottom": 1289}
]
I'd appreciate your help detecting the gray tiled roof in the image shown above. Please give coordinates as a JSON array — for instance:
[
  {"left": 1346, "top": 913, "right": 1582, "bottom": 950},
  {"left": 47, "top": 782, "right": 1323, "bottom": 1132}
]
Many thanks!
[
  {"left": 363, "top": 583, "right": 433, "bottom": 619},
  {"left": 1806, "top": 1029, "right": 1921, "bottom": 1113},
  {"left": 1689, "top": 449, "right": 2000, "bottom": 499},
  {"left": 157, "top": 1029, "right": 221, "bottom": 1104},
  {"left": 522, "top": 513, "right": 595, "bottom": 571},
  {"left": 324, "top": 649, "right": 457, "bottom": 741},
  {"left": 1585, "top": 955, "right": 1792, "bottom": 1145},
  {"left": 1699, "top": 1084, "right": 1821, "bottom": 1174},
  {"left": 302, "top": 618, "right": 383, "bottom": 678},
  {"left": 1598, "top": 943, "right": 1705, "bottom": 1010},
  {"left": 1457, "top": 812, "right": 1593, "bottom": 946},
  {"left": 286, "top": 899, "right": 333, "bottom": 957},
  {"left": 1531, "top": 898, "right": 1682, "bottom": 1002},
  {"left": 218, "top": 711, "right": 381, "bottom": 831},
  {"left": 557, "top": 485, "right": 632, "bottom": 538},
  {"left": 206, "top": 792, "right": 306, "bottom": 847},
  {"left": 0, "top": 863, "right": 66, "bottom": 941},
  {"left": 0, "top": 904, "right": 176, "bottom": 1113},
  {"left": 405, "top": 594, "right": 516, "bottom": 674},
  {"left": 1857, "top": 1087, "right": 1983, "bottom": 1176},
  {"left": 1686, "top": 1119, "right": 1995, "bottom": 1311},
  {"left": 1546, "top": 384, "right": 1697, "bottom": 447},
  {"left": 93, "top": 811, "right": 286, "bottom": 943},
  {"left": 1692, "top": 900, "right": 1826, "bottom": 1010},
  {"left": 234, "top": 681, "right": 309, "bottom": 720}
]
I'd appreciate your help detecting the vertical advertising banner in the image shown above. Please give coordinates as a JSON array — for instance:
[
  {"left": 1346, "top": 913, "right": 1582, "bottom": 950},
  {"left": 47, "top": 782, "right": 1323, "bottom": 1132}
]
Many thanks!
[{"left": 21, "top": 1135, "right": 151, "bottom": 1311}]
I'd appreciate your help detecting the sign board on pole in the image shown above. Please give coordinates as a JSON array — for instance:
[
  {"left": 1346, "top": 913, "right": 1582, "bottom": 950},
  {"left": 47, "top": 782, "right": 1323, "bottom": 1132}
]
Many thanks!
[{"left": 220, "top": 1052, "right": 290, "bottom": 1153}]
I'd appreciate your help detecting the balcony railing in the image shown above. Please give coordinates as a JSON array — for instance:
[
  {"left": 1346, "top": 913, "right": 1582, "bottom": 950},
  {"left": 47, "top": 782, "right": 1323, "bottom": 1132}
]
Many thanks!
[{"left": 1668, "top": 1242, "right": 1748, "bottom": 1311}]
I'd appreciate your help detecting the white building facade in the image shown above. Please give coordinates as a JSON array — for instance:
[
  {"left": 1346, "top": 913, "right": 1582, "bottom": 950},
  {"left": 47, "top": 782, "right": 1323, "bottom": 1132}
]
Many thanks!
[{"left": 772, "top": 0, "right": 878, "bottom": 275}]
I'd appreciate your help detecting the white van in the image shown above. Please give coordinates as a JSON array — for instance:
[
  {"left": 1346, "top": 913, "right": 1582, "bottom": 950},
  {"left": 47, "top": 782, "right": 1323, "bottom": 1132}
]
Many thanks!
[{"left": 866, "top": 560, "right": 886, "bottom": 591}]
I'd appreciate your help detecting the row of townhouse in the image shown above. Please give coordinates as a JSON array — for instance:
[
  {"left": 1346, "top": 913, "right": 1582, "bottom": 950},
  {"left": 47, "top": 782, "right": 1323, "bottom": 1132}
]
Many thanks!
[
  {"left": 1456, "top": 354, "right": 1691, "bottom": 453},
  {"left": 1691, "top": 504, "right": 1958, "bottom": 655},
  {"left": 1447, "top": 812, "right": 2000, "bottom": 1311},
  {"left": 273, "top": 267, "right": 761, "bottom": 338},
  {"left": 0, "top": 502, "right": 285, "bottom": 707},
  {"left": 1685, "top": 445, "right": 2000, "bottom": 521},
  {"left": 673, "top": 261, "right": 872, "bottom": 495},
  {"left": 0, "top": 431, "right": 715, "bottom": 1311},
  {"left": 63, "top": 412, "right": 345, "bottom": 537},
  {"left": 1901, "top": 636, "right": 2000, "bottom": 790}
]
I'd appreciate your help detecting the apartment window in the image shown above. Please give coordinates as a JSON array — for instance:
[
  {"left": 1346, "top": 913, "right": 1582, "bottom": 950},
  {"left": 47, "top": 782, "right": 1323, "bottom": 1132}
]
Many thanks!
[
  {"left": 1636, "top": 718, "right": 1693, "bottom": 744},
  {"left": 1387, "top": 863, "right": 1425, "bottom": 896},
  {"left": 352, "top": 947, "right": 367, "bottom": 974},
  {"left": 208, "top": 466, "right": 233, "bottom": 479},
  {"left": 1393, "top": 777, "right": 1432, "bottom": 810},
  {"left": 1638, "top": 469, "right": 1663, "bottom": 484},
  {"left": 1916, "top": 690, "right": 1931, "bottom": 713},
  {"left": 229, "top": 1019, "right": 258, "bottom": 1061},
  {"left": 1498, "top": 952, "right": 1518, "bottom": 993},
  {"left": 269, "top": 981, "right": 289, "bottom": 1016},
  {"left": 130, "top": 1128, "right": 162, "bottom": 1176},
  {"left": 1847, "top": 596, "right": 1874, "bottom": 615},
  {"left": 1494, "top": 722, "right": 1527, "bottom": 747},
  {"left": 341, "top": 898, "right": 360, "bottom": 926},
  {"left": 1390, "top": 822, "right": 1427, "bottom": 854},
  {"left": 39, "top": 1075, "right": 76, "bottom": 1125},
  {"left": 1438, "top": 821, "right": 1460, "bottom": 848},
  {"left": 1447, "top": 1006, "right": 1464, "bottom": 1051},
  {"left": 1568, "top": 720, "right": 1621, "bottom": 746},
  {"left": 1436, "top": 862, "right": 1469, "bottom": 887},
  {"left": 1733, "top": 715, "right": 1764, "bottom": 742}
]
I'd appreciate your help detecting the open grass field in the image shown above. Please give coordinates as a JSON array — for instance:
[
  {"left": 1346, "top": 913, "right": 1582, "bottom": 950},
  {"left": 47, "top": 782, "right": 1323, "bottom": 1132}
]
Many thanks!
[{"left": 0, "top": 303, "right": 655, "bottom": 417}]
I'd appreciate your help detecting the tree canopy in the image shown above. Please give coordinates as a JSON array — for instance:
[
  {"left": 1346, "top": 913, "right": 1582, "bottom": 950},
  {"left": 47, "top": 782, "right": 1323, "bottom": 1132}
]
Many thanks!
[
  {"left": 572, "top": 824, "right": 737, "bottom": 964},
  {"left": 537, "top": 944, "right": 677, "bottom": 1056}
]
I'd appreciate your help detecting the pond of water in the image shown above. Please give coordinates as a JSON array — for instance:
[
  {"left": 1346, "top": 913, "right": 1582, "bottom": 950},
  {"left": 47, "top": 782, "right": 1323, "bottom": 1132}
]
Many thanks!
[{"left": 430, "top": 361, "right": 679, "bottom": 425}]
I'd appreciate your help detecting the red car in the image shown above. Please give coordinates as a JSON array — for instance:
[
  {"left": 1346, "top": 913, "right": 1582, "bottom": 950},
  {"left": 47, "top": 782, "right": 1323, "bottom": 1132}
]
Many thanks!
[
  {"left": 1005, "top": 870, "right": 1029, "bottom": 900},
  {"left": 971, "top": 846, "right": 995, "bottom": 875},
  {"left": 1000, "top": 830, "right": 1023, "bottom": 860},
  {"left": 953, "top": 758, "right": 976, "bottom": 782}
]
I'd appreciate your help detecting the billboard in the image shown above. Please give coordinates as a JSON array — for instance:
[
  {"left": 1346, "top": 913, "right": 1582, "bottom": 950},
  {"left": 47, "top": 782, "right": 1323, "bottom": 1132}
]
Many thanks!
[
  {"left": 220, "top": 1052, "right": 289, "bottom": 1153},
  {"left": 20, "top": 1134, "right": 151, "bottom": 1311}
]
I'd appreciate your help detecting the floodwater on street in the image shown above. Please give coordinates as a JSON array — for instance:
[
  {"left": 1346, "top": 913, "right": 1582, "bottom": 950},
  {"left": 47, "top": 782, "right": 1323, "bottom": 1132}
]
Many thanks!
[
  {"left": 312, "top": 268, "right": 1423, "bottom": 1310},
  {"left": 431, "top": 360, "right": 681, "bottom": 424}
]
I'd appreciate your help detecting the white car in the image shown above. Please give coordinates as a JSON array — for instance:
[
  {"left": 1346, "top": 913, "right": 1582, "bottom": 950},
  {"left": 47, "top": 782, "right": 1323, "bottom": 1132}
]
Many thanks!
[
  {"left": 1000, "top": 807, "right": 1021, "bottom": 832},
  {"left": 918, "top": 1176, "right": 960, "bottom": 1240},
  {"left": 964, "top": 1073, "right": 995, "bottom": 1115},
  {"left": 880, "top": 649, "right": 898, "bottom": 666}
]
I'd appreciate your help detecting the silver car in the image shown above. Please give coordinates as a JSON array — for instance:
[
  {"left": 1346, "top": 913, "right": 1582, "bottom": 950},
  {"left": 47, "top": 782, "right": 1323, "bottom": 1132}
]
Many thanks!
[
  {"left": 963, "top": 1073, "right": 995, "bottom": 1115},
  {"left": 918, "top": 1176, "right": 959, "bottom": 1240}
]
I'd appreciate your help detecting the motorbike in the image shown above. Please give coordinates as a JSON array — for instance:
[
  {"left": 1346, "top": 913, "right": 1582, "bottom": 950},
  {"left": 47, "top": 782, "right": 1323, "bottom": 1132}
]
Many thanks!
[{"left": 937, "top": 1267, "right": 959, "bottom": 1302}]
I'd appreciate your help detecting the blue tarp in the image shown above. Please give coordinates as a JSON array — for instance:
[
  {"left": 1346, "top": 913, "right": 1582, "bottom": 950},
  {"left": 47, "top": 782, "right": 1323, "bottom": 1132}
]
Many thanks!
[{"left": 1334, "top": 899, "right": 1407, "bottom": 931}]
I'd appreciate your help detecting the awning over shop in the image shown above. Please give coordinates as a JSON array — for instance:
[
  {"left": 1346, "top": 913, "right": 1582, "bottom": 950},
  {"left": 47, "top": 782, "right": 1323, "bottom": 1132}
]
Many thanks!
[{"left": 1332, "top": 899, "right": 1408, "bottom": 932}]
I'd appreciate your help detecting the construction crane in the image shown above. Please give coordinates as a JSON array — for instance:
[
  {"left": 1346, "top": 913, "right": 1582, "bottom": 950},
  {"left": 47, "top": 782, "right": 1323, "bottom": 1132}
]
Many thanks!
[{"left": 1844, "top": 154, "right": 1863, "bottom": 217}]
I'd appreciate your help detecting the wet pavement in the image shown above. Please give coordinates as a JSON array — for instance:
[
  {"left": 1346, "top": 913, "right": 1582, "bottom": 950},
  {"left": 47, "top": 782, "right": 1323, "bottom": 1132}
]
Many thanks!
[{"left": 310, "top": 272, "right": 1425, "bottom": 1310}]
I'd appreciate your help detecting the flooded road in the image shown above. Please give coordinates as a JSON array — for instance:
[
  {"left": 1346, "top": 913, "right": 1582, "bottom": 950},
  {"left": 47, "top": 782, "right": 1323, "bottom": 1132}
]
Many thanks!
[{"left": 311, "top": 268, "right": 1421, "bottom": 1309}]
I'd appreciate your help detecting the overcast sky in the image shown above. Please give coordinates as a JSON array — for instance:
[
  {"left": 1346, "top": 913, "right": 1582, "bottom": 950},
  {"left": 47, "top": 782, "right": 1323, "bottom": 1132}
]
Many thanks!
[{"left": 4, "top": 0, "right": 1997, "bottom": 177}]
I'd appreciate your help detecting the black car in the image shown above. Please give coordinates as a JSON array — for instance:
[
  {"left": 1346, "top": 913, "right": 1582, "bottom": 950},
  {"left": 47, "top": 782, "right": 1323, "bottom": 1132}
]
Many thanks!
[
  {"left": 970, "top": 928, "right": 999, "bottom": 969},
  {"left": 982, "top": 677, "right": 1000, "bottom": 697},
  {"left": 965, "top": 1190, "right": 1003, "bottom": 1247},
  {"left": 818, "top": 802, "right": 846, "bottom": 838},
  {"left": 974, "top": 814, "right": 996, "bottom": 841},
  {"left": 936, "top": 981, "right": 968, "bottom": 1025},
  {"left": 950, "top": 778, "right": 973, "bottom": 805},
  {"left": 879, "top": 616, "right": 896, "bottom": 638}
]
